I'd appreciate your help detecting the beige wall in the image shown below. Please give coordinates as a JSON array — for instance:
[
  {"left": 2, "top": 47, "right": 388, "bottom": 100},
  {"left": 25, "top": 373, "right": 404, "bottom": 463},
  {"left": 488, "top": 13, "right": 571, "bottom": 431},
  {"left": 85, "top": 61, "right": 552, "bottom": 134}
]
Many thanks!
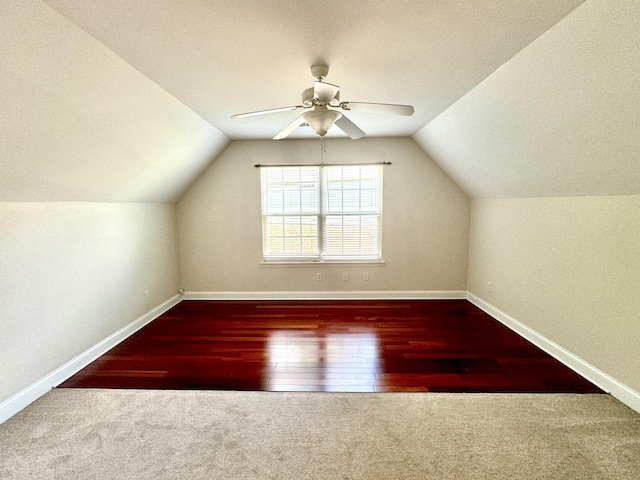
[
  {"left": 467, "top": 195, "right": 640, "bottom": 393},
  {"left": 177, "top": 138, "right": 470, "bottom": 293},
  {"left": 0, "top": 202, "right": 180, "bottom": 403}
]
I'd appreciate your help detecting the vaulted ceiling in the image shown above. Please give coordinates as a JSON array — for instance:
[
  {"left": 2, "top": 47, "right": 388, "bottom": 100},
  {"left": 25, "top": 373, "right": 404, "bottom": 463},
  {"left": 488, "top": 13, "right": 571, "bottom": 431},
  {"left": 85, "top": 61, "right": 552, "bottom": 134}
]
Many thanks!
[
  {"left": 414, "top": 0, "right": 640, "bottom": 198},
  {"left": 40, "top": 0, "right": 585, "bottom": 140},
  {"left": 1, "top": 0, "right": 637, "bottom": 202}
]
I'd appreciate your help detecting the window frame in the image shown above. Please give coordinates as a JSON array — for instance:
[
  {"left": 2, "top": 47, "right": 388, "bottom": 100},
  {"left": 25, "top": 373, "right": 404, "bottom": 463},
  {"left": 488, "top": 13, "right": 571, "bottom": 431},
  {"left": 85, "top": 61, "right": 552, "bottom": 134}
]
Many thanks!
[{"left": 260, "top": 164, "right": 383, "bottom": 264}]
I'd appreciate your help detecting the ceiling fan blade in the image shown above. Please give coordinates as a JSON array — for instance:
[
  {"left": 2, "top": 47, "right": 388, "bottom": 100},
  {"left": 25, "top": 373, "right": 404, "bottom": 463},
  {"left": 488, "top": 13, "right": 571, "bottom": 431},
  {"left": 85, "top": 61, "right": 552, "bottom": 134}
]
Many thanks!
[
  {"left": 231, "top": 105, "right": 303, "bottom": 119},
  {"left": 273, "top": 116, "right": 306, "bottom": 140},
  {"left": 339, "top": 102, "right": 414, "bottom": 116},
  {"left": 314, "top": 81, "right": 340, "bottom": 103},
  {"left": 334, "top": 114, "right": 365, "bottom": 140}
]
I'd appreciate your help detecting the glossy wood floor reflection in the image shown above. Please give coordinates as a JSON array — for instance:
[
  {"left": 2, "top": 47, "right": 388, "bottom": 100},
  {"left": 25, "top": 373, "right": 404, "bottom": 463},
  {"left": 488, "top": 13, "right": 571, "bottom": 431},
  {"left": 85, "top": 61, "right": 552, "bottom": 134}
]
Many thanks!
[{"left": 60, "top": 300, "right": 602, "bottom": 393}]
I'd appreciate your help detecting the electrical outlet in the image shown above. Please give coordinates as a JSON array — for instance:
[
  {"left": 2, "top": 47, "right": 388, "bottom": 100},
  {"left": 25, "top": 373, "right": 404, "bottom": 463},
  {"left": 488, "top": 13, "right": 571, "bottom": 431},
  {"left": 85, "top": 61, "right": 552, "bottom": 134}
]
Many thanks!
[
  {"left": 144, "top": 290, "right": 149, "bottom": 301},
  {"left": 343, "top": 273, "right": 349, "bottom": 282},
  {"left": 316, "top": 272, "right": 322, "bottom": 281},
  {"left": 487, "top": 282, "right": 492, "bottom": 292},
  {"left": 363, "top": 272, "right": 369, "bottom": 281}
]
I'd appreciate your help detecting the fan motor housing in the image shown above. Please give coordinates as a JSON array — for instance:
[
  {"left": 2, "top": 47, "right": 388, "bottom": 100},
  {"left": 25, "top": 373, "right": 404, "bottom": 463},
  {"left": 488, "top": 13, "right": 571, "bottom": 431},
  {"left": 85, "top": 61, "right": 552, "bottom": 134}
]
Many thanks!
[{"left": 302, "top": 87, "right": 339, "bottom": 107}]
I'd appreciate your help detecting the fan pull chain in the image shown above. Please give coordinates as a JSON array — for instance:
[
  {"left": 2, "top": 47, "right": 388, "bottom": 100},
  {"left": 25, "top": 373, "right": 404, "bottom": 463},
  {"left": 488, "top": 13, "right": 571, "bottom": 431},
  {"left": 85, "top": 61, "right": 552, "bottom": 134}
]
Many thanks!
[{"left": 320, "top": 136, "right": 325, "bottom": 166}]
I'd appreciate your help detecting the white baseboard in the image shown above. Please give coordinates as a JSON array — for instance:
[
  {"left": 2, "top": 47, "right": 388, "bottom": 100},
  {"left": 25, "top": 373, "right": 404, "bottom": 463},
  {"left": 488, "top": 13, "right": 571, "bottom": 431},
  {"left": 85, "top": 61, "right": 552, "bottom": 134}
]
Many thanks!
[
  {"left": 466, "top": 292, "right": 640, "bottom": 414},
  {"left": 183, "top": 290, "right": 467, "bottom": 300},
  {"left": 5, "top": 292, "right": 638, "bottom": 423},
  {"left": 0, "top": 294, "right": 182, "bottom": 425}
]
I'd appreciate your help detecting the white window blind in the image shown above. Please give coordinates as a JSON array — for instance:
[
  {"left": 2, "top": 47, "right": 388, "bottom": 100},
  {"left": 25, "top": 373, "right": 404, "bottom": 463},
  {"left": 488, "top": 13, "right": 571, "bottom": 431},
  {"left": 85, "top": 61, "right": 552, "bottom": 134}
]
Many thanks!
[
  {"left": 322, "top": 165, "right": 381, "bottom": 260},
  {"left": 261, "top": 165, "right": 382, "bottom": 262},
  {"left": 261, "top": 167, "right": 319, "bottom": 260}
]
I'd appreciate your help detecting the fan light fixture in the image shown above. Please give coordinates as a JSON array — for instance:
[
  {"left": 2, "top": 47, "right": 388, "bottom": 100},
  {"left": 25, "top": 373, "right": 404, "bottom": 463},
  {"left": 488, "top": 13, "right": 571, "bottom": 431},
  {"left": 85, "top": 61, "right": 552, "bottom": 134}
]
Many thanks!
[
  {"left": 231, "top": 63, "right": 414, "bottom": 140},
  {"left": 302, "top": 108, "right": 342, "bottom": 138}
]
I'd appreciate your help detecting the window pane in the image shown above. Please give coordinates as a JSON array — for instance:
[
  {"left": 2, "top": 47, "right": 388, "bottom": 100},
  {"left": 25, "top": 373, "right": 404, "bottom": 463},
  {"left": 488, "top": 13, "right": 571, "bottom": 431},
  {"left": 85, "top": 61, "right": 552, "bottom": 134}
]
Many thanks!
[
  {"left": 322, "top": 165, "right": 381, "bottom": 215},
  {"left": 262, "top": 167, "right": 319, "bottom": 215},
  {"left": 283, "top": 216, "right": 301, "bottom": 236},
  {"left": 322, "top": 214, "right": 380, "bottom": 259},
  {"left": 268, "top": 237, "right": 284, "bottom": 255},
  {"left": 283, "top": 185, "right": 301, "bottom": 213},
  {"left": 263, "top": 215, "right": 318, "bottom": 259},
  {"left": 266, "top": 220, "right": 284, "bottom": 237},
  {"left": 284, "top": 237, "right": 301, "bottom": 253},
  {"left": 302, "top": 237, "right": 317, "bottom": 254},
  {"left": 343, "top": 190, "right": 360, "bottom": 211},
  {"left": 301, "top": 216, "right": 316, "bottom": 236},
  {"left": 360, "top": 189, "right": 378, "bottom": 211}
]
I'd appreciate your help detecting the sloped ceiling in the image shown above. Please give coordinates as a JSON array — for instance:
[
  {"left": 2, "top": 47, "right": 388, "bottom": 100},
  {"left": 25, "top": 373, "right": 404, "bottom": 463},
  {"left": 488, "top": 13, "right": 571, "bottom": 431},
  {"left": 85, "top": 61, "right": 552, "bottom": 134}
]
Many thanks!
[
  {"left": 6, "top": 0, "right": 635, "bottom": 202},
  {"left": 0, "top": 0, "right": 228, "bottom": 203},
  {"left": 414, "top": 0, "right": 640, "bottom": 198},
  {"left": 42, "top": 0, "right": 584, "bottom": 141}
]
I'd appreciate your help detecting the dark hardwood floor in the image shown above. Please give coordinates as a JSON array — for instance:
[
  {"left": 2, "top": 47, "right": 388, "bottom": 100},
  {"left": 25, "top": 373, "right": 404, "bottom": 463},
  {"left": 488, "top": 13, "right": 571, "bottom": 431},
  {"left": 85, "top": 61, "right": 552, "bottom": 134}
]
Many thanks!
[{"left": 60, "top": 300, "right": 602, "bottom": 393}]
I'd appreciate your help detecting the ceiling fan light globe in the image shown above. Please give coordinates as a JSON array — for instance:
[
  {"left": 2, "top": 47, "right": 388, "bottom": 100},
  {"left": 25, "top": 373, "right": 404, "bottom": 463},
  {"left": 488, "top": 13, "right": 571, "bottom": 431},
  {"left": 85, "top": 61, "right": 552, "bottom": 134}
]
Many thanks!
[
  {"left": 302, "top": 109, "right": 342, "bottom": 137},
  {"left": 301, "top": 87, "right": 314, "bottom": 107}
]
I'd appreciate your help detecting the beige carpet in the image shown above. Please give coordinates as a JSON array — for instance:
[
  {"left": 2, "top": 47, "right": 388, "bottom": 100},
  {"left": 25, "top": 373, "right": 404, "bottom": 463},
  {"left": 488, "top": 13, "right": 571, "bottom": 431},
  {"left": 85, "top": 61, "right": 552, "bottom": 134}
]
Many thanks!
[{"left": 1, "top": 390, "right": 639, "bottom": 479}]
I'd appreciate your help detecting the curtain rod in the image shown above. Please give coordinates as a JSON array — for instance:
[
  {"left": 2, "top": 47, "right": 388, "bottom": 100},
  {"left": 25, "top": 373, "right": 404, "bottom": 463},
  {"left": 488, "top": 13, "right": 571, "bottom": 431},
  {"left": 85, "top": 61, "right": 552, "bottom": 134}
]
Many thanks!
[{"left": 254, "top": 162, "right": 392, "bottom": 168}]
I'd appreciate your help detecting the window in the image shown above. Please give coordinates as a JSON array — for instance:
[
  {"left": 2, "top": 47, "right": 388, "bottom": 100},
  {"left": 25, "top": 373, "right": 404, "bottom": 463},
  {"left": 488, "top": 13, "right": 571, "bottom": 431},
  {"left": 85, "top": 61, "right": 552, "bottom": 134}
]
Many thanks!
[{"left": 261, "top": 165, "right": 382, "bottom": 262}]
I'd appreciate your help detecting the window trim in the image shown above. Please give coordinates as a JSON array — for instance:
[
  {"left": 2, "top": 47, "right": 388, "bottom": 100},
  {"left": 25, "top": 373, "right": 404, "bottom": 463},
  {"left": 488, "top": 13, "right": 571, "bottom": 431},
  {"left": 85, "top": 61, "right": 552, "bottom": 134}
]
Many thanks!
[
  {"left": 260, "top": 260, "right": 386, "bottom": 267},
  {"left": 260, "top": 164, "right": 383, "bottom": 263}
]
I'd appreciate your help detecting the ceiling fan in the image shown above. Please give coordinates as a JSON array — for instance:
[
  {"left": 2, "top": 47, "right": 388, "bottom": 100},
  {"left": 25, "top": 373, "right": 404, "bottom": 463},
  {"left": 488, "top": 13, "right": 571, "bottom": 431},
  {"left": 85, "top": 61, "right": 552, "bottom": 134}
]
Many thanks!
[{"left": 231, "top": 63, "right": 414, "bottom": 140}]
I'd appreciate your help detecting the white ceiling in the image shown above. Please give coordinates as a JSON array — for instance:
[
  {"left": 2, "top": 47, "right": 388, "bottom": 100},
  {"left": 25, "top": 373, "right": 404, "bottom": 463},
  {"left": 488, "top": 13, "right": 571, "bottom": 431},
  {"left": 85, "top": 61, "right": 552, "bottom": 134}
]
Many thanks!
[
  {"left": 3, "top": 0, "right": 637, "bottom": 202},
  {"left": 42, "top": 0, "right": 584, "bottom": 140},
  {"left": 414, "top": 0, "right": 640, "bottom": 198}
]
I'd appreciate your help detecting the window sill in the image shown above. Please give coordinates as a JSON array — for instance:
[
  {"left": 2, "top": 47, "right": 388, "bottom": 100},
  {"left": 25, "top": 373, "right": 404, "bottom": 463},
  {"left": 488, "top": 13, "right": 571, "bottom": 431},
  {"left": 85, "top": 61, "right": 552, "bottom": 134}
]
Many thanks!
[{"left": 260, "top": 260, "right": 386, "bottom": 268}]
